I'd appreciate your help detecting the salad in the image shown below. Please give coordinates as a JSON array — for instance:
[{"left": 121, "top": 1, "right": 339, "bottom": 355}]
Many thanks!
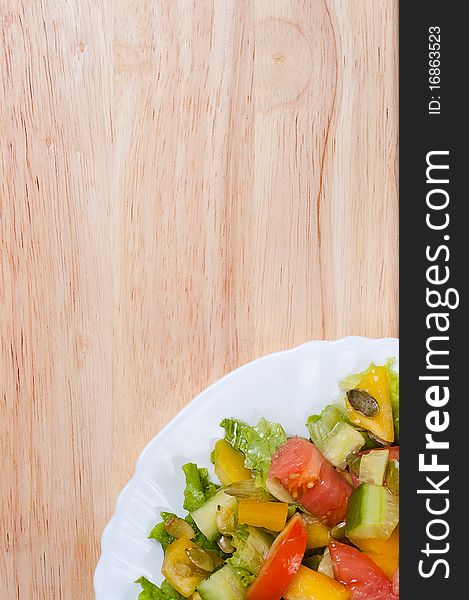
[{"left": 137, "top": 360, "right": 399, "bottom": 600}]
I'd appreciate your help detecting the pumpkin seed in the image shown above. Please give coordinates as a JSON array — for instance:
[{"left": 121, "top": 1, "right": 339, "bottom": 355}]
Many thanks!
[
  {"left": 217, "top": 535, "right": 235, "bottom": 554},
  {"left": 216, "top": 505, "right": 236, "bottom": 535},
  {"left": 265, "top": 477, "right": 294, "bottom": 503},
  {"left": 386, "top": 459, "right": 400, "bottom": 495},
  {"left": 347, "top": 388, "right": 380, "bottom": 417},
  {"left": 164, "top": 517, "right": 195, "bottom": 540},
  {"left": 346, "top": 453, "right": 362, "bottom": 476},
  {"left": 368, "top": 431, "right": 388, "bottom": 446},
  {"left": 330, "top": 521, "right": 347, "bottom": 540},
  {"left": 205, "top": 550, "right": 225, "bottom": 569},
  {"left": 224, "top": 479, "right": 275, "bottom": 501},
  {"left": 185, "top": 547, "right": 215, "bottom": 573}
]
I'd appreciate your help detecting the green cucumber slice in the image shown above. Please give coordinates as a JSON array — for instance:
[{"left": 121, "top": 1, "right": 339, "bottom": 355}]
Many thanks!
[
  {"left": 345, "top": 483, "right": 399, "bottom": 540},
  {"left": 190, "top": 491, "right": 238, "bottom": 541},
  {"left": 321, "top": 422, "right": 366, "bottom": 468},
  {"left": 197, "top": 565, "right": 246, "bottom": 600},
  {"left": 386, "top": 459, "right": 400, "bottom": 495},
  {"left": 359, "top": 449, "right": 389, "bottom": 485},
  {"left": 306, "top": 405, "right": 349, "bottom": 450}
]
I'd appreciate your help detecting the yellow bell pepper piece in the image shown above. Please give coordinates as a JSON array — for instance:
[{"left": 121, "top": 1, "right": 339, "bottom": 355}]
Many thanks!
[
  {"left": 284, "top": 565, "right": 351, "bottom": 600},
  {"left": 237, "top": 498, "right": 288, "bottom": 531},
  {"left": 346, "top": 366, "right": 394, "bottom": 443},
  {"left": 351, "top": 527, "right": 399, "bottom": 578},
  {"left": 162, "top": 537, "right": 206, "bottom": 597},
  {"left": 213, "top": 439, "right": 252, "bottom": 485},
  {"left": 305, "top": 519, "right": 330, "bottom": 548}
]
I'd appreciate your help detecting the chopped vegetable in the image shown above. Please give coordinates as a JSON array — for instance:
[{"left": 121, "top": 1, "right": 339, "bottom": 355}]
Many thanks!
[
  {"left": 162, "top": 538, "right": 208, "bottom": 596},
  {"left": 246, "top": 514, "right": 307, "bottom": 600},
  {"left": 386, "top": 361, "right": 400, "bottom": 441},
  {"left": 318, "top": 550, "right": 335, "bottom": 578},
  {"left": 185, "top": 547, "right": 222, "bottom": 573},
  {"left": 149, "top": 512, "right": 179, "bottom": 552},
  {"left": 213, "top": 439, "right": 252, "bottom": 486},
  {"left": 197, "top": 564, "right": 246, "bottom": 600},
  {"left": 329, "top": 541, "right": 398, "bottom": 599},
  {"left": 284, "top": 565, "right": 352, "bottom": 600},
  {"left": 228, "top": 525, "right": 273, "bottom": 575},
  {"left": 221, "top": 418, "right": 287, "bottom": 484},
  {"left": 352, "top": 527, "right": 399, "bottom": 579},
  {"left": 190, "top": 491, "right": 238, "bottom": 541},
  {"left": 232, "top": 568, "right": 256, "bottom": 587},
  {"left": 217, "top": 535, "right": 235, "bottom": 554},
  {"left": 182, "top": 464, "right": 219, "bottom": 512},
  {"left": 237, "top": 498, "right": 288, "bottom": 532},
  {"left": 392, "top": 566, "right": 399, "bottom": 596},
  {"left": 302, "top": 554, "right": 322, "bottom": 570},
  {"left": 386, "top": 460, "right": 400, "bottom": 495},
  {"left": 268, "top": 437, "right": 352, "bottom": 525},
  {"left": 344, "top": 367, "right": 394, "bottom": 443},
  {"left": 224, "top": 479, "right": 275, "bottom": 502},
  {"left": 359, "top": 449, "right": 389, "bottom": 485},
  {"left": 306, "top": 404, "right": 349, "bottom": 450},
  {"left": 322, "top": 422, "right": 366, "bottom": 468},
  {"left": 304, "top": 516, "right": 330, "bottom": 549},
  {"left": 136, "top": 576, "right": 185, "bottom": 600},
  {"left": 345, "top": 484, "right": 399, "bottom": 541},
  {"left": 164, "top": 518, "right": 196, "bottom": 540},
  {"left": 330, "top": 521, "right": 347, "bottom": 541},
  {"left": 215, "top": 504, "right": 237, "bottom": 536}
]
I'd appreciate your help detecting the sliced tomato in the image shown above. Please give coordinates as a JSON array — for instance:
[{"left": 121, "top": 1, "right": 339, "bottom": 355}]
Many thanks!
[
  {"left": 269, "top": 437, "right": 324, "bottom": 487},
  {"left": 247, "top": 513, "right": 307, "bottom": 600},
  {"left": 268, "top": 437, "right": 352, "bottom": 525},
  {"left": 329, "top": 541, "right": 398, "bottom": 599}
]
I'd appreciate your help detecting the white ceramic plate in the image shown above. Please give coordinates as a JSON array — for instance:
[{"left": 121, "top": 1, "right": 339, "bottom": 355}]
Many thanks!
[{"left": 94, "top": 336, "right": 398, "bottom": 599}]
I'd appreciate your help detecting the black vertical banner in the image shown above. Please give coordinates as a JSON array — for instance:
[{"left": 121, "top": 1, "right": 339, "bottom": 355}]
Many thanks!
[{"left": 400, "top": 2, "right": 465, "bottom": 597}]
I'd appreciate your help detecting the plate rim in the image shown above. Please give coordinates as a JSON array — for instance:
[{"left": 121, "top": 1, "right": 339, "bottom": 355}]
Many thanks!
[{"left": 94, "top": 335, "right": 398, "bottom": 595}]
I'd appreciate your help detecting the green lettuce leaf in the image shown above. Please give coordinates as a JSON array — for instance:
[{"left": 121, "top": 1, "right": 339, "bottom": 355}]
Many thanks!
[
  {"left": 339, "top": 362, "right": 377, "bottom": 391},
  {"left": 148, "top": 511, "right": 226, "bottom": 557},
  {"left": 148, "top": 512, "right": 177, "bottom": 551},
  {"left": 306, "top": 404, "right": 349, "bottom": 450},
  {"left": 228, "top": 525, "right": 274, "bottom": 575},
  {"left": 220, "top": 417, "right": 287, "bottom": 484},
  {"left": 182, "top": 463, "right": 219, "bottom": 511},
  {"left": 135, "top": 577, "right": 184, "bottom": 600},
  {"left": 184, "top": 515, "right": 229, "bottom": 557},
  {"left": 232, "top": 567, "right": 256, "bottom": 587}
]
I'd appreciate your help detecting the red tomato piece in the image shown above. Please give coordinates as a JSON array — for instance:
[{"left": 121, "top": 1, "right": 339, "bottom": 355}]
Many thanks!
[
  {"left": 247, "top": 513, "right": 307, "bottom": 600},
  {"left": 329, "top": 541, "right": 398, "bottom": 600},
  {"left": 269, "top": 436, "right": 324, "bottom": 488},
  {"left": 268, "top": 437, "right": 352, "bottom": 525}
]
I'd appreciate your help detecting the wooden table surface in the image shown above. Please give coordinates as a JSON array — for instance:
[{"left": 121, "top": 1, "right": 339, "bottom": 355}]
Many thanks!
[{"left": 1, "top": 1, "right": 398, "bottom": 597}]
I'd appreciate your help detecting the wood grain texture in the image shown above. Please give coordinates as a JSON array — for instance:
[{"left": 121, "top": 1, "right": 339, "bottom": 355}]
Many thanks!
[{"left": 0, "top": 0, "right": 398, "bottom": 597}]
